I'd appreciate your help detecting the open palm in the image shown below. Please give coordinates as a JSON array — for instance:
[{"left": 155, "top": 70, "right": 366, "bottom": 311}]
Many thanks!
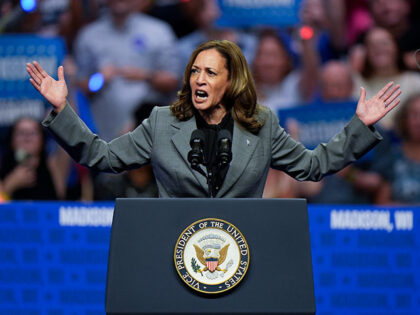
[
  {"left": 356, "top": 82, "right": 401, "bottom": 126},
  {"left": 26, "top": 61, "right": 68, "bottom": 112}
]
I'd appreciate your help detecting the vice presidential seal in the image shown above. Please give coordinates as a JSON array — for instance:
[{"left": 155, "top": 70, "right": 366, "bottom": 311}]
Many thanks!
[{"left": 174, "top": 218, "right": 250, "bottom": 294}]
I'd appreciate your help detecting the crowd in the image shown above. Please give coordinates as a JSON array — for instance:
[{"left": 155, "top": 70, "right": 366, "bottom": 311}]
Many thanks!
[{"left": 0, "top": 0, "right": 419, "bottom": 204}]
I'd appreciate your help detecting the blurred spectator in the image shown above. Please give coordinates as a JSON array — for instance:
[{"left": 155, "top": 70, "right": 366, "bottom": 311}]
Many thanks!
[
  {"left": 1, "top": 0, "right": 98, "bottom": 50},
  {"left": 0, "top": 117, "right": 60, "bottom": 200},
  {"left": 368, "top": 0, "right": 412, "bottom": 39},
  {"left": 399, "top": 27, "right": 420, "bottom": 72},
  {"left": 351, "top": 0, "right": 420, "bottom": 72},
  {"left": 0, "top": 0, "right": 40, "bottom": 33},
  {"left": 368, "top": 0, "right": 420, "bottom": 71},
  {"left": 177, "top": 0, "right": 257, "bottom": 71},
  {"left": 74, "top": 0, "right": 179, "bottom": 141},
  {"left": 299, "top": 0, "right": 348, "bottom": 62},
  {"left": 352, "top": 27, "right": 420, "bottom": 129},
  {"left": 319, "top": 60, "right": 355, "bottom": 102},
  {"left": 345, "top": 0, "right": 373, "bottom": 46},
  {"left": 145, "top": 0, "right": 200, "bottom": 38},
  {"left": 253, "top": 29, "right": 317, "bottom": 112},
  {"left": 375, "top": 94, "right": 420, "bottom": 204},
  {"left": 93, "top": 101, "right": 158, "bottom": 200}
]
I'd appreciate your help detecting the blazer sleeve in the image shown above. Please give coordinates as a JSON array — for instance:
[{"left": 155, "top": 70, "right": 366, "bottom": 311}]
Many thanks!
[
  {"left": 269, "top": 111, "right": 382, "bottom": 181},
  {"left": 42, "top": 103, "right": 157, "bottom": 173}
]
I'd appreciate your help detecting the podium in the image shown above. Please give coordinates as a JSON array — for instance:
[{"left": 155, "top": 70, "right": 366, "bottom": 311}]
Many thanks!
[{"left": 105, "top": 198, "right": 316, "bottom": 314}]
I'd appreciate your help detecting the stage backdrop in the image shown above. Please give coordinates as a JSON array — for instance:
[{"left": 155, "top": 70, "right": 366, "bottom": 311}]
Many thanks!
[{"left": 0, "top": 202, "right": 418, "bottom": 315}]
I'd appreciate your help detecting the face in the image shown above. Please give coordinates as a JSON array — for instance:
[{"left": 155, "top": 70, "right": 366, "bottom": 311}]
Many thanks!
[
  {"left": 198, "top": 0, "right": 221, "bottom": 29},
  {"left": 321, "top": 63, "right": 353, "bottom": 101},
  {"left": 12, "top": 118, "right": 43, "bottom": 156},
  {"left": 189, "top": 49, "right": 230, "bottom": 114},
  {"left": 406, "top": 98, "right": 420, "bottom": 142},
  {"left": 370, "top": 0, "right": 409, "bottom": 27},
  {"left": 253, "top": 36, "right": 290, "bottom": 85},
  {"left": 365, "top": 28, "right": 398, "bottom": 70}
]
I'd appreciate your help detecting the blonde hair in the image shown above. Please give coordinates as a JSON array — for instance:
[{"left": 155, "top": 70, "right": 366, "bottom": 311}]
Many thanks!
[{"left": 170, "top": 40, "right": 264, "bottom": 134}]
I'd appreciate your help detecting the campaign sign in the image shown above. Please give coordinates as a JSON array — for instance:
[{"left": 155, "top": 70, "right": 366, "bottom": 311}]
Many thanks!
[
  {"left": 278, "top": 101, "right": 358, "bottom": 149},
  {"left": 217, "top": 0, "right": 303, "bottom": 27},
  {"left": 0, "top": 35, "right": 65, "bottom": 128}
]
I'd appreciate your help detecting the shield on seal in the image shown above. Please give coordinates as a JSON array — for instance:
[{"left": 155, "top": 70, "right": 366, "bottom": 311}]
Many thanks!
[{"left": 206, "top": 258, "right": 218, "bottom": 272}]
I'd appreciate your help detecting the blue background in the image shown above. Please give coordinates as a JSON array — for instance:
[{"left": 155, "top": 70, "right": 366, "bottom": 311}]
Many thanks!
[
  {"left": 0, "top": 35, "right": 65, "bottom": 99},
  {"left": 0, "top": 202, "right": 418, "bottom": 314},
  {"left": 217, "top": 0, "right": 303, "bottom": 27}
]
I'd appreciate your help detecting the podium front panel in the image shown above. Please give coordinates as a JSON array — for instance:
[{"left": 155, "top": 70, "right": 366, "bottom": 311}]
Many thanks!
[{"left": 106, "top": 198, "right": 315, "bottom": 314}]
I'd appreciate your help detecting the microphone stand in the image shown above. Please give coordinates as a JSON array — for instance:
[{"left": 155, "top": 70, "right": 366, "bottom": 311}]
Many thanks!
[
  {"left": 188, "top": 151, "right": 217, "bottom": 197},
  {"left": 206, "top": 169, "right": 214, "bottom": 198},
  {"left": 188, "top": 136, "right": 213, "bottom": 197},
  {"left": 188, "top": 129, "right": 232, "bottom": 198}
]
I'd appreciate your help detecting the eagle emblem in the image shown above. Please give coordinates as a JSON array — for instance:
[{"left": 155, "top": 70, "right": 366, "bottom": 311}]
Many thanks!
[
  {"left": 191, "top": 233, "right": 233, "bottom": 279},
  {"left": 174, "top": 218, "right": 249, "bottom": 293},
  {"left": 193, "top": 243, "right": 229, "bottom": 273}
]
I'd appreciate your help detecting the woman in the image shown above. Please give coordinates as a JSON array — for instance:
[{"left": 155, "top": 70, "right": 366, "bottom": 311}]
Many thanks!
[
  {"left": 0, "top": 117, "right": 59, "bottom": 200},
  {"left": 26, "top": 40, "right": 401, "bottom": 198},
  {"left": 353, "top": 27, "right": 420, "bottom": 129},
  {"left": 376, "top": 94, "right": 420, "bottom": 204},
  {"left": 252, "top": 30, "right": 302, "bottom": 112}
]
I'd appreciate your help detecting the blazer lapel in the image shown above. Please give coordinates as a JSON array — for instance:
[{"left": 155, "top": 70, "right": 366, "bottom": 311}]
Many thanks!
[
  {"left": 170, "top": 117, "right": 208, "bottom": 192},
  {"left": 217, "top": 122, "right": 260, "bottom": 197}
]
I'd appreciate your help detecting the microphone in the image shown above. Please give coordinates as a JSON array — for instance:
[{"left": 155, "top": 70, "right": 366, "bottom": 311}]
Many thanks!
[
  {"left": 216, "top": 129, "right": 232, "bottom": 167},
  {"left": 188, "top": 129, "right": 206, "bottom": 168}
]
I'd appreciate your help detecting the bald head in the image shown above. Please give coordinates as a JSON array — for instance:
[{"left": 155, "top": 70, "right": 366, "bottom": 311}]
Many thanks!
[{"left": 321, "top": 61, "right": 354, "bottom": 101}]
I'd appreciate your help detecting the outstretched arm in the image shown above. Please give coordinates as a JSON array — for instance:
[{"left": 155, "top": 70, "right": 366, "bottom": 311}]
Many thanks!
[
  {"left": 356, "top": 82, "right": 401, "bottom": 126},
  {"left": 26, "top": 61, "right": 68, "bottom": 113},
  {"left": 270, "top": 82, "right": 401, "bottom": 181},
  {"left": 26, "top": 61, "right": 153, "bottom": 174}
]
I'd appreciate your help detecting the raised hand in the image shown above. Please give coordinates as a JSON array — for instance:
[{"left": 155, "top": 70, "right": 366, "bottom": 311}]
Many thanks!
[
  {"left": 26, "top": 61, "right": 68, "bottom": 113},
  {"left": 356, "top": 82, "right": 401, "bottom": 126}
]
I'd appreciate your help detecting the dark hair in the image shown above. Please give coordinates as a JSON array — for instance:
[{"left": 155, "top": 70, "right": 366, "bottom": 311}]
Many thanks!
[
  {"left": 170, "top": 40, "right": 264, "bottom": 134},
  {"left": 253, "top": 29, "right": 293, "bottom": 80},
  {"left": 395, "top": 93, "right": 420, "bottom": 140},
  {"left": 0, "top": 117, "right": 47, "bottom": 178},
  {"left": 361, "top": 27, "right": 406, "bottom": 79}
]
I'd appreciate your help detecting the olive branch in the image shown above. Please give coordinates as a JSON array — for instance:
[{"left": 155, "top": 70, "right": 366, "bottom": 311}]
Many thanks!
[{"left": 191, "top": 258, "right": 201, "bottom": 273}]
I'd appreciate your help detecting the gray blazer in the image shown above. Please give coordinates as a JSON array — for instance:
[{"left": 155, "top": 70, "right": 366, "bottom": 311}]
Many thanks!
[{"left": 43, "top": 104, "right": 381, "bottom": 198}]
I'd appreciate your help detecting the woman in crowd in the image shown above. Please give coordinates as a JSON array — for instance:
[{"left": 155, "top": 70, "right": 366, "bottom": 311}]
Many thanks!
[
  {"left": 353, "top": 27, "right": 420, "bottom": 129},
  {"left": 26, "top": 40, "right": 400, "bottom": 198},
  {"left": 0, "top": 117, "right": 60, "bottom": 200},
  {"left": 252, "top": 30, "right": 317, "bottom": 113}
]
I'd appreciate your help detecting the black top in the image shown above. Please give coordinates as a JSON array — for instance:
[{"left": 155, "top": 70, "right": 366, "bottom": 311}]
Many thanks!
[
  {"left": 0, "top": 154, "right": 58, "bottom": 200},
  {"left": 194, "top": 111, "right": 234, "bottom": 197}
]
